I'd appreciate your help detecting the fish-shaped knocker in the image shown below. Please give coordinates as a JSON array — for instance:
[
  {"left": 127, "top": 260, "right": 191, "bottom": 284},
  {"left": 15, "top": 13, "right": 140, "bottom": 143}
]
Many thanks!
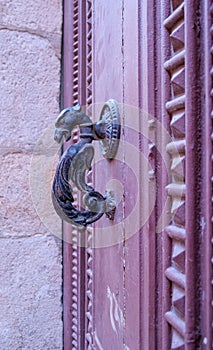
[{"left": 52, "top": 100, "right": 120, "bottom": 226}]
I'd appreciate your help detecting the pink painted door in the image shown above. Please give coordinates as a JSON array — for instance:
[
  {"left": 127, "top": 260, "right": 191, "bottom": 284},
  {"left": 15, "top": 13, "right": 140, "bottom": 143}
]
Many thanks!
[
  {"left": 62, "top": 0, "right": 213, "bottom": 349},
  {"left": 90, "top": 1, "right": 142, "bottom": 349}
]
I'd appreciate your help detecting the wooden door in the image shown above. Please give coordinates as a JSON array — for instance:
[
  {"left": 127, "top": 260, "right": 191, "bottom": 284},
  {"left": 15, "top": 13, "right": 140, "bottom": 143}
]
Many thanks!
[
  {"left": 62, "top": 0, "right": 213, "bottom": 349},
  {"left": 92, "top": 0, "right": 141, "bottom": 348}
]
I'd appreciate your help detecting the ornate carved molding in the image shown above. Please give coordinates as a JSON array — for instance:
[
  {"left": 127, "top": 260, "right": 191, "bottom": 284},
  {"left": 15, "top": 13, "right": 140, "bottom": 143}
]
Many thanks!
[{"left": 164, "top": 0, "right": 186, "bottom": 348}]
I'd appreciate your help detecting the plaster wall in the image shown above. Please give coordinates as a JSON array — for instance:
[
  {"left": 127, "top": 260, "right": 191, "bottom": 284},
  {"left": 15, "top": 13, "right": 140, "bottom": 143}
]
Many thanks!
[{"left": 0, "top": 1, "right": 63, "bottom": 349}]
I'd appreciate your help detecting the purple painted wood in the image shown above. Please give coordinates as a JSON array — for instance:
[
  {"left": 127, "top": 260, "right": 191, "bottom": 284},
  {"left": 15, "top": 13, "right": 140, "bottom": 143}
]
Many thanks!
[
  {"left": 137, "top": 0, "right": 157, "bottom": 348},
  {"left": 160, "top": 1, "right": 173, "bottom": 348},
  {"left": 84, "top": 2, "right": 95, "bottom": 348},
  {"left": 62, "top": 0, "right": 213, "bottom": 349},
  {"left": 63, "top": 1, "right": 87, "bottom": 349},
  {"left": 62, "top": 1, "right": 74, "bottom": 349},
  {"left": 163, "top": 1, "right": 186, "bottom": 349},
  {"left": 209, "top": 3, "right": 213, "bottom": 347},
  {"left": 201, "top": 0, "right": 213, "bottom": 347},
  {"left": 185, "top": 1, "right": 202, "bottom": 348},
  {"left": 122, "top": 1, "right": 141, "bottom": 349},
  {"left": 92, "top": 1, "right": 124, "bottom": 348}
]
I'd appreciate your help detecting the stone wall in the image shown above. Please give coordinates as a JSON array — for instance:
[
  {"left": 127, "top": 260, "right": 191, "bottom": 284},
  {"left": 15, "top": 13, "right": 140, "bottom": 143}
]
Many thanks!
[{"left": 0, "top": 1, "right": 63, "bottom": 349}]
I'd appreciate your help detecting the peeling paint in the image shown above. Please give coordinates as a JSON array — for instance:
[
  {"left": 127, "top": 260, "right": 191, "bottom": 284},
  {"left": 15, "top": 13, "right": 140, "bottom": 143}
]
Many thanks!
[
  {"left": 203, "top": 337, "right": 208, "bottom": 345},
  {"left": 107, "top": 286, "right": 125, "bottom": 335},
  {"left": 124, "top": 345, "right": 131, "bottom": 350},
  {"left": 200, "top": 216, "right": 206, "bottom": 237},
  {"left": 94, "top": 330, "right": 104, "bottom": 350}
]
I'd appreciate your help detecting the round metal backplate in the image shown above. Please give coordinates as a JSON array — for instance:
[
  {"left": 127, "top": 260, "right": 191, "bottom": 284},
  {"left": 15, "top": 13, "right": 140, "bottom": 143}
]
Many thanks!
[{"left": 99, "top": 99, "right": 120, "bottom": 159}]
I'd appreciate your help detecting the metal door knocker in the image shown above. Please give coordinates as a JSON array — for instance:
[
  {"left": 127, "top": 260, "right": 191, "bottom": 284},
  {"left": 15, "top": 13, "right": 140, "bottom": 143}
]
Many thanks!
[{"left": 52, "top": 99, "right": 120, "bottom": 226}]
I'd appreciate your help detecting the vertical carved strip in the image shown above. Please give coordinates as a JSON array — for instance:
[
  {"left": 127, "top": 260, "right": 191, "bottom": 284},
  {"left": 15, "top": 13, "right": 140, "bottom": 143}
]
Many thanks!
[
  {"left": 85, "top": 1, "right": 94, "bottom": 348},
  {"left": 71, "top": 226, "right": 78, "bottom": 350},
  {"left": 185, "top": 1, "right": 202, "bottom": 347},
  {"left": 86, "top": 0, "right": 93, "bottom": 115},
  {"left": 85, "top": 227, "right": 94, "bottom": 349},
  {"left": 211, "top": 5, "right": 213, "bottom": 348},
  {"left": 62, "top": 0, "right": 80, "bottom": 349},
  {"left": 71, "top": 1, "right": 79, "bottom": 349},
  {"left": 64, "top": 1, "right": 93, "bottom": 347},
  {"left": 163, "top": 1, "right": 186, "bottom": 349},
  {"left": 73, "top": 0, "right": 79, "bottom": 106}
]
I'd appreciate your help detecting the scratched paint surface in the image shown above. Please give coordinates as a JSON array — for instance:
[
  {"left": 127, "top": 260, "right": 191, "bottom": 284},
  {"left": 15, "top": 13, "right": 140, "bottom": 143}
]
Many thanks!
[{"left": 92, "top": 0, "right": 141, "bottom": 349}]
